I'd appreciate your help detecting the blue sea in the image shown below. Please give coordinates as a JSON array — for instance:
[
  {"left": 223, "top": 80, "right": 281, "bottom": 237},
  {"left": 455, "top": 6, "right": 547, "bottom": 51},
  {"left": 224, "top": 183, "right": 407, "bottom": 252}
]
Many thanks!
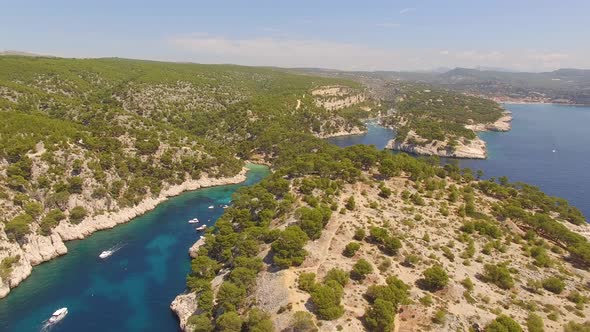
[
  {"left": 329, "top": 104, "right": 590, "bottom": 219},
  {"left": 0, "top": 165, "right": 269, "bottom": 332}
]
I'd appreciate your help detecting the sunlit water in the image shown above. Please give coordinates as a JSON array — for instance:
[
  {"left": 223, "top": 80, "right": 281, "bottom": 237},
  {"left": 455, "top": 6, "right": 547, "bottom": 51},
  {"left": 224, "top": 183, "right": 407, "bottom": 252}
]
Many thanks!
[
  {"left": 329, "top": 104, "right": 590, "bottom": 218},
  {"left": 0, "top": 164, "right": 270, "bottom": 332}
]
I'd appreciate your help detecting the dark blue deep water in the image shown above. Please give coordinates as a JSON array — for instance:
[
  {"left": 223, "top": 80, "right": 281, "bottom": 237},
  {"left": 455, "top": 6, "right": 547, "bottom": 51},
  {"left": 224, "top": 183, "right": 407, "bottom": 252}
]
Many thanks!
[
  {"left": 0, "top": 164, "right": 269, "bottom": 332},
  {"left": 329, "top": 104, "right": 590, "bottom": 218}
]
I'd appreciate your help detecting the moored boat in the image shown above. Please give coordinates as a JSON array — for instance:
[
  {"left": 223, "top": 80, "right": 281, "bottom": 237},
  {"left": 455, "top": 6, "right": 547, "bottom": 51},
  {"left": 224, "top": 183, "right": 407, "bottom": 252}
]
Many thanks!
[{"left": 196, "top": 225, "right": 207, "bottom": 231}]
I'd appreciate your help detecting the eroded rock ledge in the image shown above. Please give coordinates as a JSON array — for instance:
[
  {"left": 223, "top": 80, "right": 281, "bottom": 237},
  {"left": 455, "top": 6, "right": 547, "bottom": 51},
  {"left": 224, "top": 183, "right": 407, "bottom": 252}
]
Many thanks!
[{"left": 385, "top": 131, "right": 487, "bottom": 159}]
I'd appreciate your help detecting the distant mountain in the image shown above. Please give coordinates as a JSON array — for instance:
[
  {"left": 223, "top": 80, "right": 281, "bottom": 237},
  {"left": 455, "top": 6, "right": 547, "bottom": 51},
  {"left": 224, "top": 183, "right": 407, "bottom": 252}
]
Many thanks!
[{"left": 0, "top": 50, "right": 53, "bottom": 57}]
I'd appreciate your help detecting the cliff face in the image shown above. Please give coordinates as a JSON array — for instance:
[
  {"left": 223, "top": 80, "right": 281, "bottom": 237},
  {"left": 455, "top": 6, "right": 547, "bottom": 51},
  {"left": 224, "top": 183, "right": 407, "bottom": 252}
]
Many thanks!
[
  {"left": 385, "top": 131, "right": 487, "bottom": 159},
  {"left": 0, "top": 170, "right": 248, "bottom": 299},
  {"left": 312, "top": 86, "right": 367, "bottom": 111},
  {"left": 170, "top": 292, "right": 199, "bottom": 332},
  {"left": 465, "top": 112, "right": 513, "bottom": 132}
]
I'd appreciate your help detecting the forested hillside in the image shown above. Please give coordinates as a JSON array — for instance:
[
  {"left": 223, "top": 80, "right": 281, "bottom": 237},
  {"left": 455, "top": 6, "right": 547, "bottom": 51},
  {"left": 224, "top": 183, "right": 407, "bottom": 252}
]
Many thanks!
[
  {"left": 0, "top": 56, "right": 373, "bottom": 297},
  {"left": 177, "top": 142, "right": 590, "bottom": 332}
]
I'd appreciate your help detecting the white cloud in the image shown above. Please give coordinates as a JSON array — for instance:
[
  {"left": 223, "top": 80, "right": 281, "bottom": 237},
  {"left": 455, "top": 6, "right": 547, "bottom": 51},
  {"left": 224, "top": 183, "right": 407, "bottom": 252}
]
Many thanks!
[
  {"left": 399, "top": 7, "right": 415, "bottom": 14},
  {"left": 167, "top": 34, "right": 587, "bottom": 71}
]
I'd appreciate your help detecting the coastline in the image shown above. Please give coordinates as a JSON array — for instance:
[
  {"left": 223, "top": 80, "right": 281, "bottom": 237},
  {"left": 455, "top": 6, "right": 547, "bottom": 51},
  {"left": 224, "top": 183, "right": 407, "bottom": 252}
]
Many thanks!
[
  {"left": 0, "top": 167, "right": 251, "bottom": 299},
  {"left": 314, "top": 127, "right": 367, "bottom": 139},
  {"left": 384, "top": 112, "right": 512, "bottom": 159}
]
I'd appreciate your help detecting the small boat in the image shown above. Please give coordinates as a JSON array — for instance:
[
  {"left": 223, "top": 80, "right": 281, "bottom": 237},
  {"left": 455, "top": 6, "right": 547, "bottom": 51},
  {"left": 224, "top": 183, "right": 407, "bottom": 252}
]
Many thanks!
[
  {"left": 196, "top": 225, "right": 207, "bottom": 231},
  {"left": 552, "top": 149, "right": 556, "bottom": 153},
  {"left": 188, "top": 218, "right": 199, "bottom": 224},
  {"left": 99, "top": 250, "right": 113, "bottom": 259},
  {"left": 208, "top": 205, "right": 214, "bottom": 209},
  {"left": 48, "top": 307, "right": 68, "bottom": 324},
  {"left": 222, "top": 205, "right": 229, "bottom": 209}
]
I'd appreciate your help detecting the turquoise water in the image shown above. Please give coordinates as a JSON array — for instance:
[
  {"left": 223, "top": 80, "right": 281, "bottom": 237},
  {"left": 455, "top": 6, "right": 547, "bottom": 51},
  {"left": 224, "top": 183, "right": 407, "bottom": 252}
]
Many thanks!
[
  {"left": 0, "top": 164, "right": 270, "bottom": 332},
  {"left": 328, "top": 104, "right": 590, "bottom": 218}
]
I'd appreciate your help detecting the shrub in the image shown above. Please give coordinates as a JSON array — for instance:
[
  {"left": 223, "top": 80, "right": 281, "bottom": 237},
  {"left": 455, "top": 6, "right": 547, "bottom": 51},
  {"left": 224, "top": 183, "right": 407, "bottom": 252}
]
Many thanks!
[
  {"left": 541, "top": 277, "right": 565, "bottom": 294},
  {"left": 422, "top": 265, "right": 449, "bottom": 291},
  {"left": 216, "top": 282, "right": 246, "bottom": 312},
  {"left": 298, "top": 272, "right": 317, "bottom": 292},
  {"left": 353, "top": 228, "right": 366, "bottom": 241},
  {"left": 345, "top": 196, "right": 355, "bottom": 210},
  {"left": 4, "top": 213, "right": 33, "bottom": 242},
  {"left": 461, "top": 277, "right": 474, "bottom": 292},
  {"left": 365, "top": 276, "right": 409, "bottom": 308},
  {"left": 382, "top": 237, "right": 402, "bottom": 256},
  {"left": 188, "top": 314, "right": 214, "bottom": 332},
  {"left": 526, "top": 313, "right": 545, "bottom": 332},
  {"left": 216, "top": 311, "right": 243, "bottom": 332},
  {"left": 432, "top": 310, "right": 446, "bottom": 324},
  {"left": 563, "top": 321, "right": 590, "bottom": 332},
  {"left": 310, "top": 280, "right": 345, "bottom": 320},
  {"left": 69, "top": 206, "right": 87, "bottom": 223},
  {"left": 483, "top": 263, "right": 514, "bottom": 290},
  {"left": 245, "top": 308, "right": 274, "bottom": 332},
  {"left": 351, "top": 259, "right": 373, "bottom": 280},
  {"left": 324, "top": 268, "right": 349, "bottom": 287},
  {"left": 364, "top": 299, "right": 395, "bottom": 331},
  {"left": 343, "top": 242, "right": 361, "bottom": 257},
  {"left": 485, "top": 315, "right": 523, "bottom": 332},
  {"left": 290, "top": 311, "right": 318, "bottom": 332}
]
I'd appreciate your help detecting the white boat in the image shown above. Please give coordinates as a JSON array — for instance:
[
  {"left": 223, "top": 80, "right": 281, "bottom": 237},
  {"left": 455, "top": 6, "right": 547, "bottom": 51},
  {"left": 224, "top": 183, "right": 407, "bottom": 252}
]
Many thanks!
[
  {"left": 188, "top": 218, "right": 199, "bottom": 224},
  {"left": 222, "top": 205, "right": 229, "bottom": 209},
  {"left": 552, "top": 149, "right": 556, "bottom": 153},
  {"left": 48, "top": 307, "right": 68, "bottom": 323},
  {"left": 196, "top": 225, "right": 207, "bottom": 231},
  {"left": 208, "top": 205, "right": 214, "bottom": 209},
  {"left": 99, "top": 250, "right": 113, "bottom": 259}
]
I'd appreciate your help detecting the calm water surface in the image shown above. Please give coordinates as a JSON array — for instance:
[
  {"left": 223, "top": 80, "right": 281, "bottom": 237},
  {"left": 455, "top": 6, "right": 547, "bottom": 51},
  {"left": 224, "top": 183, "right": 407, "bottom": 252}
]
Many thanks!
[
  {"left": 0, "top": 165, "right": 269, "bottom": 332},
  {"left": 329, "top": 104, "right": 590, "bottom": 218}
]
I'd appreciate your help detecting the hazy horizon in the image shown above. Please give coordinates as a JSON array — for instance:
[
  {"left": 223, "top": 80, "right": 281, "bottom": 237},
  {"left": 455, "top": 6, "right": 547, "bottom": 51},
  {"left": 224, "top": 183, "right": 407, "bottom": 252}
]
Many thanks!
[{"left": 2, "top": 0, "right": 590, "bottom": 72}]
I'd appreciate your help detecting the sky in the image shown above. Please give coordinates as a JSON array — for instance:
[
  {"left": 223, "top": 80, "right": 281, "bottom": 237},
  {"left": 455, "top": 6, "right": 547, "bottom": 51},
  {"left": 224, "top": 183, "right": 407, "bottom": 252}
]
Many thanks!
[{"left": 2, "top": 0, "right": 590, "bottom": 72}]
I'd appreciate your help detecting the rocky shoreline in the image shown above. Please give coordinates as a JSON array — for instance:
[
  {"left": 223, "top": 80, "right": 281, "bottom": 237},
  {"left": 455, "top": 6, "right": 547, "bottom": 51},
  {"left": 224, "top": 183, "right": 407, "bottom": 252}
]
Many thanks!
[
  {"left": 385, "top": 132, "right": 488, "bottom": 159},
  {"left": 0, "top": 169, "right": 249, "bottom": 299},
  {"left": 315, "top": 126, "right": 367, "bottom": 139},
  {"left": 385, "top": 112, "right": 512, "bottom": 159}
]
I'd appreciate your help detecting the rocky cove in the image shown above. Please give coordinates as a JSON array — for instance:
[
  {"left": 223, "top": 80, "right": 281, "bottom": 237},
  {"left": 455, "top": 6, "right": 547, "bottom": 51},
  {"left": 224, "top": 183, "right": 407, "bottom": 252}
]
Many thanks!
[
  {"left": 0, "top": 164, "right": 270, "bottom": 332},
  {"left": 0, "top": 168, "right": 250, "bottom": 299}
]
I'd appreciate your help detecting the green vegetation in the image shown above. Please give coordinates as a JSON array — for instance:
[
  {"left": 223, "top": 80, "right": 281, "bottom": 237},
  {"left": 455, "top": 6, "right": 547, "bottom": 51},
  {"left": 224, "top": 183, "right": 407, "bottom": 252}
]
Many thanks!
[
  {"left": 271, "top": 226, "right": 309, "bottom": 268},
  {"left": 351, "top": 258, "right": 373, "bottom": 280},
  {"left": 343, "top": 242, "right": 361, "bottom": 257},
  {"left": 0, "top": 256, "right": 20, "bottom": 281},
  {"left": 310, "top": 280, "right": 345, "bottom": 320},
  {"left": 482, "top": 263, "right": 514, "bottom": 290},
  {"left": 0, "top": 56, "right": 368, "bottom": 244},
  {"left": 381, "top": 84, "right": 504, "bottom": 144},
  {"left": 422, "top": 265, "right": 449, "bottom": 291},
  {"left": 485, "top": 315, "right": 523, "bottom": 332},
  {"left": 526, "top": 313, "right": 545, "bottom": 332},
  {"left": 541, "top": 277, "right": 565, "bottom": 294}
]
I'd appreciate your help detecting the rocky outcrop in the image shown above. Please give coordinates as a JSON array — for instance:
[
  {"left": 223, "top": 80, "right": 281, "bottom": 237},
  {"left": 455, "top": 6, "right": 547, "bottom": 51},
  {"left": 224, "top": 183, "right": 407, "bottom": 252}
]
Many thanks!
[
  {"left": 312, "top": 85, "right": 367, "bottom": 111},
  {"left": 189, "top": 236, "right": 206, "bottom": 258},
  {"left": 465, "top": 112, "right": 513, "bottom": 132},
  {"left": 315, "top": 126, "right": 367, "bottom": 139},
  {"left": 170, "top": 292, "right": 199, "bottom": 332},
  {"left": 386, "top": 131, "right": 487, "bottom": 159},
  {"left": 0, "top": 169, "right": 248, "bottom": 299}
]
